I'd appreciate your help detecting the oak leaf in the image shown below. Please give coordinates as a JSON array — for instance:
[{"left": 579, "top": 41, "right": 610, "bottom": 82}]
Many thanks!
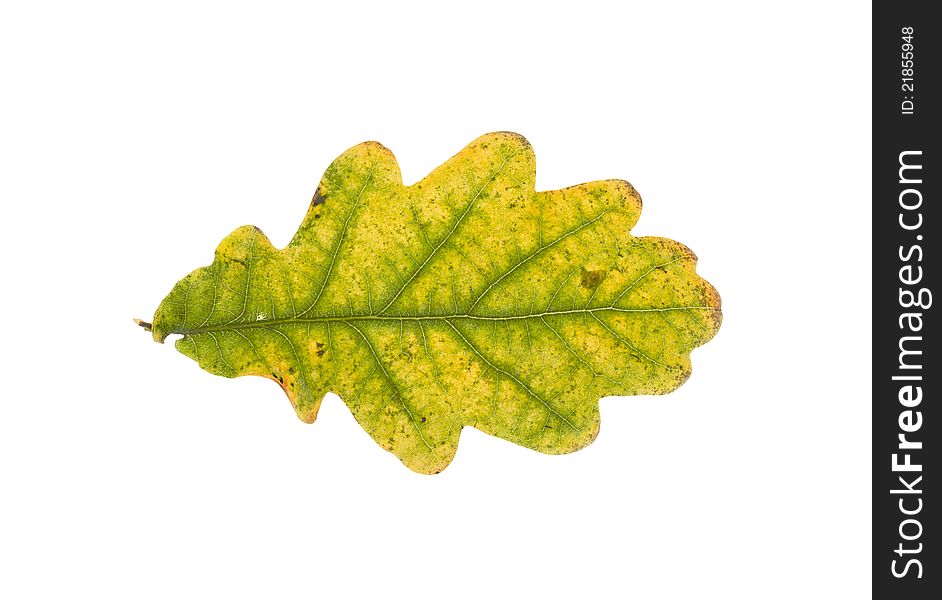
[{"left": 142, "top": 132, "right": 721, "bottom": 473}]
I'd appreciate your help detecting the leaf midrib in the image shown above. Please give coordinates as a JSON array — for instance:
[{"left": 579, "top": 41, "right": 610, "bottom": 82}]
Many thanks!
[{"left": 171, "top": 305, "right": 716, "bottom": 336}]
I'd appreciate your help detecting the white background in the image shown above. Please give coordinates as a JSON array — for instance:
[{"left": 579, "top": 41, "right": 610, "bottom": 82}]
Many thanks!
[{"left": 0, "top": 1, "right": 871, "bottom": 598}]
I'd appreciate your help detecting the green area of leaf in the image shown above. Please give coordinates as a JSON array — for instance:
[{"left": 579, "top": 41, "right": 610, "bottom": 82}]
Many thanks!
[{"left": 146, "top": 132, "right": 721, "bottom": 473}]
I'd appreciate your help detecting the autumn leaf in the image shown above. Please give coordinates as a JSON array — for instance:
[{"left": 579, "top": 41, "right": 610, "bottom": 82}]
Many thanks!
[{"left": 141, "top": 132, "right": 721, "bottom": 474}]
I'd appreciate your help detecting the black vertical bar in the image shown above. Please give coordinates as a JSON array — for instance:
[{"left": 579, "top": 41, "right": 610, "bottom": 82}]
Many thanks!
[{"left": 874, "top": 2, "right": 938, "bottom": 596}]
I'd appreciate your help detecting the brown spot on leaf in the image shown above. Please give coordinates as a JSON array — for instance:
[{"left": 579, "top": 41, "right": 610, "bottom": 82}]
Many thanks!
[
  {"left": 580, "top": 267, "right": 604, "bottom": 289},
  {"left": 316, "top": 349, "right": 326, "bottom": 357},
  {"left": 312, "top": 189, "right": 326, "bottom": 206}
]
